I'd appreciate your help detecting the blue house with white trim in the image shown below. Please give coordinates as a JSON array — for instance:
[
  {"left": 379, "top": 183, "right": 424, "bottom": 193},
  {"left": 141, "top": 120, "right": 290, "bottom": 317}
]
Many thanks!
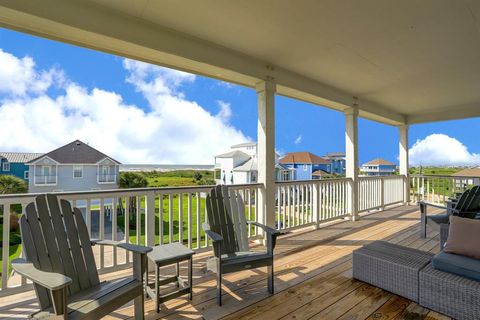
[
  {"left": 324, "top": 152, "right": 346, "bottom": 175},
  {"left": 0, "top": 152, "right": 44, "bottom": 181},
  {"left": 280, "top": 152, "right": 332, "bottom": 180}
]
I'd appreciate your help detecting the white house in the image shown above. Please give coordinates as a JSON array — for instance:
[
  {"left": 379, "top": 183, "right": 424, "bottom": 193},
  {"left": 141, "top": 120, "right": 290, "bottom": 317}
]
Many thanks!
[
  {"left": 360, "top": 158, "right": 396, "bottom": 176},
  {"left": 214, "top": 142, "right": 292, "bottom": 185}
]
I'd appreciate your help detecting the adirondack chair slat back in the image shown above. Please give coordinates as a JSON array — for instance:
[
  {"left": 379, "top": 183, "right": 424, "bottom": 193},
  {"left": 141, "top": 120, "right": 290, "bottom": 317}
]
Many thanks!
[
  {"left": 21, "top": 194, "right": 100, "bottom": 309},
  {"left": 206, "top": 185, "right": 249, "bottom": 255},
  {"left": 457, "top": 186, "right": 480, "bottom": 218},
  {"left": 454, "top": 188, "right": 472, "bottom": 212}
]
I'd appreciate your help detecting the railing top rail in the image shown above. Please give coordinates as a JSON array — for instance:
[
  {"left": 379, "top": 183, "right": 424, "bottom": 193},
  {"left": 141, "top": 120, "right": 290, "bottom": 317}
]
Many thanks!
[
  {"left": 0, "top": 183, "right": 263, "bottom": 201},
  {"left": 275, "top": 177, "right": 352, "bottom": 185},
  {"left": 358, "top": 175, "right": 405, "bottom": 180}
]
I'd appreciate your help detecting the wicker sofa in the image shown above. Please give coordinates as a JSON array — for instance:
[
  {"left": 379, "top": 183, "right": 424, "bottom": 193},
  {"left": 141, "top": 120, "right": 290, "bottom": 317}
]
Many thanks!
[{"left": 353, "top": 240, "right": 480, "bottom": 320}]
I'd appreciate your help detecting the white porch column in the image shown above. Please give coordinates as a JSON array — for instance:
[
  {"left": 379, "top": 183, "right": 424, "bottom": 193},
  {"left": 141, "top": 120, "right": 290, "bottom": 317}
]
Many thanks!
[
  {"left": 345, "top": 105, "right": 359, "bottom": 221},
  {"left": 399, "top": 125, "right": 410, "bottom": 204},
  {"left": 256, "top": 81, "right": 276, "bottom": 229}
]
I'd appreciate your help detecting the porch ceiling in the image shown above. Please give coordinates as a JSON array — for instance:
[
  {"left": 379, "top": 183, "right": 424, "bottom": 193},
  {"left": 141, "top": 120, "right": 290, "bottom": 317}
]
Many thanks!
[{"left": 1, "top": 0, "right": 480, "bottom": 125}]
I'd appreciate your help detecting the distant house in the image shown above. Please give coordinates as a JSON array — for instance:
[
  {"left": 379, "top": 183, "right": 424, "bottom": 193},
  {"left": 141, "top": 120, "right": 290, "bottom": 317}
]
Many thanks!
[
  {"left": 0, "top": 152, "right": 44, "bottom": 181},
  {"left": 451, "top": 167, "right": 480, "bottom": 188},
  {"left": 323, "top": 152, "right": 346, "bottom": 175},
  {"left": 214, "top": 142, "right": 293, "bottom": 185},
  {"left": 360, "top": 158, "right": 396, "bottom": 176},
  {"left": 280, "top": 152, "right": 332, "bottom": 180},
  {"left": 28, "top": 140, "right": 121, "bottom": 193}
]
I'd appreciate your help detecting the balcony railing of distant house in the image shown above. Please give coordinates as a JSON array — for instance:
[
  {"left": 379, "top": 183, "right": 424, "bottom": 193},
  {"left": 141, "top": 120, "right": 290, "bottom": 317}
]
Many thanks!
[
  {"left": 410, "top": 174, "right": 480, "bottom": 205},
  {"left": 33, "top": 174, "right": 57, "bottom": 185},
  {"left": 97, "top": 174, "right": 117, "bottom": 183},
  {"left": 0, "top": 176, "right": 408, "bottom": 294}
]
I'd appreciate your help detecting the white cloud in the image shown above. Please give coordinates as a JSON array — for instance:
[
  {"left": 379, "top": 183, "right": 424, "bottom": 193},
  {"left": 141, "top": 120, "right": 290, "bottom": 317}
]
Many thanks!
[
  {"left": 409, "top": 134, "right": 480, "bottom": 166},
  {"left": 0, "top": 52, "right": 249, "bottom": 164},
  {"left": 294, "top": 134, "right": 302, "bottom": 145},
  {"left": 216, "top": 100, "right": 233, "bottom": 122}
]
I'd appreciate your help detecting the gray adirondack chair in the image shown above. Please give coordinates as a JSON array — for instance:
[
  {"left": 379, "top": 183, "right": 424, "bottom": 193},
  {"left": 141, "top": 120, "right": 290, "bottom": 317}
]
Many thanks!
[
  {"left": 12, "top": 194, "right": 152, "bottom": 319},
  {"left": 203, "top": 185, "right": 280, "bottom": 306},
  {"left": 419, "top": 185, "right": 480, "bottom": 242}
]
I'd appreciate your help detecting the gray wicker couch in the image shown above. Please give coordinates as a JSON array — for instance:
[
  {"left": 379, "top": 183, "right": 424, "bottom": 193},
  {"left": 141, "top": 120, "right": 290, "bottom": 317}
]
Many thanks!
[{"left": 353, "top": 240, "right": 480, "bottom": 320}]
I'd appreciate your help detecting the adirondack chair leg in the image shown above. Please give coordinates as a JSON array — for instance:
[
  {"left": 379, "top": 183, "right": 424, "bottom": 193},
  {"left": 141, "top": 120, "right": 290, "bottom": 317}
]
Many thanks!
[
  {"left": 420, "top": 202, "right": 427, "bottom": 238},
  {"left": 133, "top": 252, "right": 146, "bottom": 320},
  {"left": 267, "top": 260, "right": 274, "bottom": 294},
  {"left": 50, "top": 287, "right": 67, "bottom": 319},
  {"left": 217, "top": 259, "right": 222, "bottom": 306}
]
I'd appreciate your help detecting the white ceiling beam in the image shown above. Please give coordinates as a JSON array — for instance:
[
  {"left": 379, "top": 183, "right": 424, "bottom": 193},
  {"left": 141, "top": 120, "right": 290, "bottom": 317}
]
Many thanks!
[
  {"left": 406, "top": 102, "right": 480, "bottom": 124},
  {"left": 0, "top": 0, "right": 405, "bottom": 125}
]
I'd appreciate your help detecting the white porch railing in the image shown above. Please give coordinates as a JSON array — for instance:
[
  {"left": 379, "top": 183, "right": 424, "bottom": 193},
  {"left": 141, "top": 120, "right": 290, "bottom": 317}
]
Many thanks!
[
  {"left": 410, "top": 174, "right": 480, "bottom": 205},
  {"left": 0, "top": 184, "right": 262, "bottom": 294},
  {"left": 358, "top": 176, "right": 405, "bottom": 212},
  {"left": 0, "top": 176, "right": 407, "bottom": 294},
  {"left": 275, "top": 178, "right": 352, "bottom": 231}
]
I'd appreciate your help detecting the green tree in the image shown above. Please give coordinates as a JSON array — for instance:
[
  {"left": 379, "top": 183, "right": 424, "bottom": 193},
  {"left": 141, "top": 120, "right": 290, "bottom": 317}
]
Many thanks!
[
  {"left": 193, "top": 171, "right": 203, "bottom": 181},
  {"left": 0, "top": 175, "right": 27, "bottom": 194},
  {"left": 118, "top": 172, "right": 148, "bottom": 225}
]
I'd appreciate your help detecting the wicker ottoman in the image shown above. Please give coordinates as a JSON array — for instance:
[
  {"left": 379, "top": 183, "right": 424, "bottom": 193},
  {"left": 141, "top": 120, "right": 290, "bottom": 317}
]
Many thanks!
[
  {"left": 353, "top": 241, "right": 433, "bottom": 302},
  {"left": 419, "top": 263, "right": 480, "bottom": 320}
]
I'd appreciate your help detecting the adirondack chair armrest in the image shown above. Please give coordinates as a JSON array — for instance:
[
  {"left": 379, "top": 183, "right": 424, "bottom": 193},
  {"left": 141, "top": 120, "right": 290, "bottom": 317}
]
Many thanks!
[
  {"left": 246, "top": 221, "right": 281, "bottom": 236},
  {"left": 202, "top": 223, "right": 224, "bottom": 243},
  {"left": 11, "top": 259, "right": 72, "bottom": 291},
  {"left": 417, "top": 201, "right": 448, "bottom": 211},
  {"left": 91, "top": 239, "right": 152, "bottom": 254}
]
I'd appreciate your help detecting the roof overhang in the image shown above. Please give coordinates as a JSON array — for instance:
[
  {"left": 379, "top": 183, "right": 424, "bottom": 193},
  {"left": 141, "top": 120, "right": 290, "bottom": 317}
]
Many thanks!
[{"left": 1, "top": 1, "right": 480, "bottom": 126}]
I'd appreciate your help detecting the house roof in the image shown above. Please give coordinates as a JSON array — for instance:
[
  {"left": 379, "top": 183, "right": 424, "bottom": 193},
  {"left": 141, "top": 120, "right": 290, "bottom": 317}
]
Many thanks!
[
  {"left": 363, "top": 158, "right": 396, "bottom": 166},
  {"left": 230, "top": 142, "right": 257, "bottom": 148},
  {"left": 452, "top": 168, "right": 480, "bottom": 177},
  {"left": 0, "top": 152, "right": 45, "bottom": 163},
  {"left": 215, "top": 150, "right": 249, "bottom": 159},
  {"left": 233, "top": 158, "right": 257, "bottom": 172},
  {"left": 279, "top": 152, "right": 331, "bottom": 165},
  {"left": 325, "top": 152, "right": 345, "bottom": 158},
  {"left": 312, "top": 169, "right": 332, "bottom": 177},
  {"left": 28, "top": 140, "right": 120, "bottom": 164}
]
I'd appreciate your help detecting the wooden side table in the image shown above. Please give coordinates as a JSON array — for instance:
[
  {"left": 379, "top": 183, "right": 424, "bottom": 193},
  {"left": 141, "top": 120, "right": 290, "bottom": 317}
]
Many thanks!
[{"left": 145, "top": 243, "right": 195, "bottom": 313}]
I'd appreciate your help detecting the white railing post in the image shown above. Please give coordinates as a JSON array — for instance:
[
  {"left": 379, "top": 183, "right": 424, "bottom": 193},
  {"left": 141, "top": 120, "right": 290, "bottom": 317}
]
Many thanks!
[
  {"left": 256, "top": 81, "right": 276, "bottom": 233},
  {"left": 399, "top": 124, "right": 410, "bottom": 204},
  {"left": 345, "top": 103, "right": 359, "bottom": 221}
]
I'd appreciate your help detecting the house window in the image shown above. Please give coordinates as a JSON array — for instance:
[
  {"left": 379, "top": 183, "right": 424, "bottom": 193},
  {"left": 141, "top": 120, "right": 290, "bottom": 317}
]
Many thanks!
[
  {"left": 282, "top": 171, "right": 290, "bottom": 181},
  {"left": 2, "top": 162, "right": 10, "bottom": 172},
  {"left": 101, "top": 165, "right": 110, "bottom": 176},
  {"left": 42, "top": 166, "right": 52, "bottom": 176},
  {"left": 73, "top": 165, "right": 83, "bottom": 178},
  {"left": 24, "top": 171, "right": 29, "bottom": 180},
  {"left": 303, "top": 164, "right": 308, "bottom": 171}
]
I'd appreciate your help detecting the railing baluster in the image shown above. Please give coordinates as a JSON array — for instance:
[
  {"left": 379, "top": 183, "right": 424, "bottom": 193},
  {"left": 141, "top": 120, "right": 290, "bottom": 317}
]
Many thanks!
[
  {"left": 135, "top": 196, "right": 141, "bottom": 245},
  {"left": 1, "top": 202, "right": 10, "bottom": 290},
  {"left": 187, "top": 193, "right": 192, "bottom": 248},
  {"left": 112, "top": 197, "right": 117, "bottom": 267},
  {"left": 169, "top": 194, "right": 173, "bottom": 244},
  {"left": 196, "top": 192, "right": 200, "bottom": 249},
  {"left": 178, "top": 193, "right": 183, "bottom": 244},
  {"left": 125, "top": 196, "right": 130, "bottom": 264},
  {"left": 100, "top": 198, "right": 105, "bottom": 268}
]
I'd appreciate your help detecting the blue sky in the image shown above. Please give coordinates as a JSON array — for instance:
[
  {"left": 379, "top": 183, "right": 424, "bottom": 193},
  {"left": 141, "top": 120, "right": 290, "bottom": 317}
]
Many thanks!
[{"left": 1, "top": 28, "right": 480, "bottom": 166}]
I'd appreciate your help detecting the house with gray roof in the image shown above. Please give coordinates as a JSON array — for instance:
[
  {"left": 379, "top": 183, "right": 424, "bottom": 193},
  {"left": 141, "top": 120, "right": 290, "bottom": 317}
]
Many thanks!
[
  {"left": 0, "top": 152, "right": 44, "bottom": 182},
  {"left": 27, "top": 140, "right": 121, "bottom": 193}
]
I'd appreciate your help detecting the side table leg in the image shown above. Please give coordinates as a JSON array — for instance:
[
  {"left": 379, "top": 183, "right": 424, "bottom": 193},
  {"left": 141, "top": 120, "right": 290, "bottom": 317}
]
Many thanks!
[
  {"left": 176, "top": 261, "right": 180, "bottom": 288},
  {"left": 155, "top": 264, "right": 160, "bottom": 313},
  {"left": 188, "top": 257, "right": 193, "bottom": 300}
]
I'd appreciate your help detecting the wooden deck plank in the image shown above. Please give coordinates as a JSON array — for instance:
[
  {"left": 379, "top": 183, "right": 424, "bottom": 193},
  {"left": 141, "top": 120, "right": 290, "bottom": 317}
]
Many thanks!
[{"left": 0, "top": 206, "right": 452, "bottom": 320}]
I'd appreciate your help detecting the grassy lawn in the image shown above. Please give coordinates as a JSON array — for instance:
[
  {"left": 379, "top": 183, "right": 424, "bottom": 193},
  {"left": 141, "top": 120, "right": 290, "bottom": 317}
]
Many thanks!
[
  {"left": 116, "top": 194, "right": 259, "bottom": 248},
  {"left": 410, "top": 167, "right": 462, "bottom": 176},
  {"left": 142, "top": 170, "right": 215, "bottom": 187},
  {"left": 0, "top": 243, "right": 22, "bottom": 287}
]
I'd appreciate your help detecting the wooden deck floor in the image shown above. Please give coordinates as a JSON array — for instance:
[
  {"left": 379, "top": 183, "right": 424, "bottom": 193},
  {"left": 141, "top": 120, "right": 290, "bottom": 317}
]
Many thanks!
[{"left": 0, "top": 205, "right": 450, "bottom": 320}]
